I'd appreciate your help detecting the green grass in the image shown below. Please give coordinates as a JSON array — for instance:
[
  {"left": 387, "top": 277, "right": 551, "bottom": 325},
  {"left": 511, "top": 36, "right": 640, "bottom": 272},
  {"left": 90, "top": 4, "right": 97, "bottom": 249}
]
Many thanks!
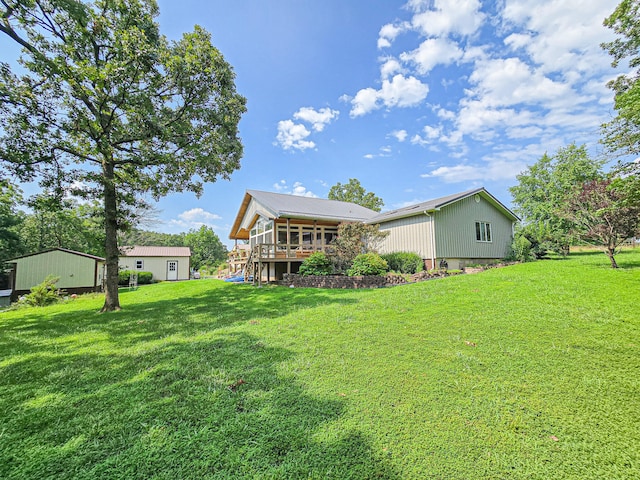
[{"left": 1, "top": 250, "right": 639, "bottom": 479}]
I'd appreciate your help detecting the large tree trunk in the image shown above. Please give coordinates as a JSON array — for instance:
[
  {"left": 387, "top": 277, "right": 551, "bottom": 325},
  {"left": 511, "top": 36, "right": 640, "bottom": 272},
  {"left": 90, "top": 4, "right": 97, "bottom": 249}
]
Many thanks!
[
  {"left": 101, "top": 160, "right": 121, "bottom": 312},
  {"left": 606, "top": 246, "right": 618, "bottom": 269}
]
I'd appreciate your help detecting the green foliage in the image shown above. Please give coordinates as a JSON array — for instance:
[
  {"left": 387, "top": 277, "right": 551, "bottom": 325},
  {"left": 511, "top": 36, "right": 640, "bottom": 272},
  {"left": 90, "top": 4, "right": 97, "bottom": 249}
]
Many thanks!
[
  {"left": 20, "top": 275, "right": 63, "bottom": 307},
  {"left": 507, "top": 232, "right": 534, "bottom": 262},
  {"left": 509, "top": 143, "right": 604, "bottom": 255},
  {"left": 118, "top": 270, "right": 153, "bottom": 285},
  {"left": 560, "top": 177, "right": 640, "bottom": 268},
  {"left": 347, "top": 253, "right": 388, "bottom": 276},
  {"left": 298, "top": 252, "right": 334, "bottom": 276},
  {"left": 327, "top": 178, "right": 384, "bottom": 212},
  {"left": 184, "top": 225, "right": 228, "bottom": 271},
  {"left": 0, "top": 179, "right": 24, "bottom": 261},
  {"left": 0, "top": 0, "right": 246, "bottom": 311},
  {"left": 602, "top": 0, "right": 640, "bottom": 158},
  {"left": 381, "top": 251, "right": 424, "bottom": 274},
  {"left": 329, "top": 222, "right": 389, "bottom": 273}
]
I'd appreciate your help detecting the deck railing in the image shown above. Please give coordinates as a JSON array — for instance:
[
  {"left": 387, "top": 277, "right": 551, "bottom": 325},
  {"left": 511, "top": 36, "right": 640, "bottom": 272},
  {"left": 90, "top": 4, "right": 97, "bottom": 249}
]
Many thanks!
[{"left": 252, "top": 243, "right": 332, "bottom": 260}]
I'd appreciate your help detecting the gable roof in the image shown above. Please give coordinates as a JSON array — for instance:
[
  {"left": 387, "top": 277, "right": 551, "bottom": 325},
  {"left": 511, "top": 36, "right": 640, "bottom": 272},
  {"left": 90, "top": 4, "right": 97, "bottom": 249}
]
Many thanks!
[
  {"left": 230, "top": 190, "right": 379, "bottom": 239},
  {"left": 369, "top": 187, "right": 519, "bottom": 224},
  {"left": 6, "top": 247, "right": 105, "bottom": 262},
  {"left": 119, "top": 246, "right": 191, "bottom": 257}
]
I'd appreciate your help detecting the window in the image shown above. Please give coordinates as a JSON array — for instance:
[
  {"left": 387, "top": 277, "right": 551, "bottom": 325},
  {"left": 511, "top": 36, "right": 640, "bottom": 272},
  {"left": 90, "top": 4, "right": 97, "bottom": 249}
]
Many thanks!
[
  {"left": 475, "top": 222, "right": 492, "bottom": 242},
  {"left": 135, "top": 260, "right": 143, "bottom": 270}
]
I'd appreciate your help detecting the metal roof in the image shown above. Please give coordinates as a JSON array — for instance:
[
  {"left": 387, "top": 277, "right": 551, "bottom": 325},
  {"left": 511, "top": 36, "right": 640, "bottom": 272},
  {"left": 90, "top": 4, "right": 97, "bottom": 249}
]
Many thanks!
[
  {"left": 368, "top": 187, "right": 519, "bottom": 223},
  {"left": 119, "top": 246, "right": 191, "bottom": 257},
  {"left": 247, "top": 190, "right": 379, "bottom": 221},
  {"left": 6, "top": 247, "right": 105, "bottom": 262}
]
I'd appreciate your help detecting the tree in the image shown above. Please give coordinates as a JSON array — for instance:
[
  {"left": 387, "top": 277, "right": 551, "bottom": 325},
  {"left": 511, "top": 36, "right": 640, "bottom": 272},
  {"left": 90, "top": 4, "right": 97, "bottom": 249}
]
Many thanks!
[
  {"left": 183, "top": 225, "right": 227, "bottom": 271},
  {"left": 0, "top": 1, "right": 246, "bottom": 311},
  {"left": 18, "top": 196, "right": 105, "bottom": 257},
  {"left": 561, "top": 178, "right": 640, "bottom": 268},
  {"left": 328, "top": 222, "right": 388, "bottom": 273},
  {"left": 602, "top": 0, "right": 640, "bottom": 161},
  {"left": 0, "top": 179, "right": 24, "bottom": 261},
  {"left": 509, "top": 144, "right": 604, "bottom": 256},
  {"left": 328, "top": 178, "right": 384, "bottom": 212}
]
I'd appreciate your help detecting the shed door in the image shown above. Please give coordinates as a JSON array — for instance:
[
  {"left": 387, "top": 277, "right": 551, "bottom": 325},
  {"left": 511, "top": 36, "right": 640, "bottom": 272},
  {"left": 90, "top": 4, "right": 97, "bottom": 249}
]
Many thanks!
[{"left": 167, "top": 261, "right": 178, "bottom": 281}]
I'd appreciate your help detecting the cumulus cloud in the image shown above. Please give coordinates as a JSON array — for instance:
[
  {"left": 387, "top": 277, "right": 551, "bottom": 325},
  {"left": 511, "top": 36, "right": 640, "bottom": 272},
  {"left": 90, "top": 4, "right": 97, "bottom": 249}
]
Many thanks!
[
  {"left": 273, "top": 180, "right": 318, "bottom": 198},
  {"left": 390, "top": 129, "right": 408, "bottom": 142},
  {"left": 275, "top": 120, "right": 315, "bottom": 151},
  {"left": 350, "top": 74, "right": 429, "bottom": 117},
  {"left": 400, "top": 37, "right": 464, "bottom": 74},
  {"left": 168, "top": 208, "right": 223, "bottom": 231},
  {"left": 411, "top": 0, "right": 485, "bottom": 37},
  {"left": 293, "top": 106, "right": 339, "bottom": 132},
  {"left": 275, "top": 107, "right": 339, "bottom": 151}
]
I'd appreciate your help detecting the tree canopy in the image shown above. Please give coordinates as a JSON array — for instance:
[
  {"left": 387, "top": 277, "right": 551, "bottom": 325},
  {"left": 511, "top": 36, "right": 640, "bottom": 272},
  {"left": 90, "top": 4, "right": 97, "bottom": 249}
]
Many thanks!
[
  {"left": 328, "top": 179, "right": 384, "bottom": 212},
  {"left": 602, "top": 0, "right": 640, "bottom": 162},
  {"left": 560, "top": 178, "right": 640, "bottom": 268},
  {"left": 0, "top": 180, "right": 24, "bottom": 262},
  {"left": 509, "top": 144, "right": 604, "bottom": 256},
  {"left": 0, "top": 0, "right": 246, "bottom": 311}
]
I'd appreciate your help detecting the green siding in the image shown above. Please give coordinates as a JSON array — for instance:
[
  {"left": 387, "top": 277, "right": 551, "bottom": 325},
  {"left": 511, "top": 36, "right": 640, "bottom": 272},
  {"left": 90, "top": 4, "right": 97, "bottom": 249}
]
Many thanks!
[
  {"left": 14, "top": 250, "right": 98, "bottom": 290},
  {"left": 435, "top": 193, "right": 514, "bottom": 259},
  {"left": 378, "top": 214, "right": 434, "bottom": 259}
]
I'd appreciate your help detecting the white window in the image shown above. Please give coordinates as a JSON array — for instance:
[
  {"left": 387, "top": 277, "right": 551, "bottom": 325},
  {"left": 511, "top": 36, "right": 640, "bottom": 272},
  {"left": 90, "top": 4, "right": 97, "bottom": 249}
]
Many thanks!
[
  {"left": 135, "top": 260, "right": 144, "bottom": 270},
  {"left": 475, "top": 222, "right": 492, "bottom": 242}
]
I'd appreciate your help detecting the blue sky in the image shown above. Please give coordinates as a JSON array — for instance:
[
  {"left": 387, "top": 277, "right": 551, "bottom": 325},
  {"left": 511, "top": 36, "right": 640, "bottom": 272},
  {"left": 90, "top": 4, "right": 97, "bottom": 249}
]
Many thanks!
[{"left": 4, "top": 0, "right": 622, "bottom": 247}]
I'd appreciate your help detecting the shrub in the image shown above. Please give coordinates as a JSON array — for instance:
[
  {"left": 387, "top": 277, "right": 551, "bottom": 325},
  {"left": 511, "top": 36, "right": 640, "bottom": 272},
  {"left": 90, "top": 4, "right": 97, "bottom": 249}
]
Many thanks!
[
  {"left": 298, "top": 252, "right": 333, "bottom": 276},
  {"left": 118, "top": 270, "right": 153, "bottom": 285},
  {"left": 506, "top": 233, "right": 534, "bottom": 262},
  {"left": 347, "top": 253, "right": 388, "bottom": 276},
  {"left": 381, "top": 252, "right": 424, "bottom": 274},
  {"left": 21, "top": 275, "right": 64, "bottom": 307}
]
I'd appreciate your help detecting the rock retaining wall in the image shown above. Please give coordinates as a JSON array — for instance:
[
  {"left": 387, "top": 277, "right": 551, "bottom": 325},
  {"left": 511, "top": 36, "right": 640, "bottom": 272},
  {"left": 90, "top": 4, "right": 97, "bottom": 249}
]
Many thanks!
[{"left": 282, "top": 273, "right": 389, "bottom": 289}]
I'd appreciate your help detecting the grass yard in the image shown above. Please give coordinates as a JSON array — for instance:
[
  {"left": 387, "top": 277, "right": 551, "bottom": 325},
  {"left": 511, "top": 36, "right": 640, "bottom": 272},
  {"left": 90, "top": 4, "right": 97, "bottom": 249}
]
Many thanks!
[{"left": 1, "top": 250, "right": 639, "bottom": 479}]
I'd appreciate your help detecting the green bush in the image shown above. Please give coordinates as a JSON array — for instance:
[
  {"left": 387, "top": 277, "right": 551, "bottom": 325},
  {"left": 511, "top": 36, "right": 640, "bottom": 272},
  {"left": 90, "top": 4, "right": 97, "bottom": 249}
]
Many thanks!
[
  {"left": 507, "top": 233, "right": 534, "bottom": 262},
  {"left": 381, "top": 252, "right": 424, "bottom": 274},
  {"left": 298, "top": 252, "right": 333, "bottom": 276},
  {"left": 21, "top": 275, "right": 64, "bottom": 307},
  {"left": 347, "top": 253, "right": 388, "bottom": 276},
  {"left": 118, "top": 270, "right": 154, "bottom": 285}
]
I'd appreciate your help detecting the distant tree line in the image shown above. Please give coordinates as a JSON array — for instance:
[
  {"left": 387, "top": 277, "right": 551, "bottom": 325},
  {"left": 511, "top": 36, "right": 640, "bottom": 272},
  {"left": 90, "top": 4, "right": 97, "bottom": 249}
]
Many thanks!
[{"left": 0, "top": 188, "right": 227, "bottom": 272}]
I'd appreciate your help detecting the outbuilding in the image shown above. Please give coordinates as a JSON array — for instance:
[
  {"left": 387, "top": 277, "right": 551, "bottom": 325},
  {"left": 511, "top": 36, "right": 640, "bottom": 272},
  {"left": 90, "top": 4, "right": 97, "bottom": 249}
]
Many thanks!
[
  {"left": 6, "top": 248, "right": 105, "bottom": 301},
  {"left": 119, "top": 246, "right": 191, "bottom": 282}
]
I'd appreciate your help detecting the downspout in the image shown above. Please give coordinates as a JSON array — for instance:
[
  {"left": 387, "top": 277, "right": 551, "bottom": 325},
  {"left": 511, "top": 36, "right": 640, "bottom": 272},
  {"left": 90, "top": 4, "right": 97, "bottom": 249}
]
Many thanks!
[{"left": 424, "top": 211, "right": 436, "bottom": 270}]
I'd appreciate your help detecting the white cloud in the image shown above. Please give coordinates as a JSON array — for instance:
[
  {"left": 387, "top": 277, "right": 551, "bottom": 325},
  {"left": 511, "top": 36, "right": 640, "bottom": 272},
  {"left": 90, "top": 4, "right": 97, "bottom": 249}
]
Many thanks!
[
  {"left": 390, "top": 129, "right": 408, "bottom": 142},
  {"left": 350, "top": 74, "right": 429, "bottom": 117},
  {"left": 293, "top": 106, "right": 339, "bottom": 132},
  {"left": 411, "top": 0, "right": 485, "bottom": 37},
  {"left": 423, "top": 158, "right": 525, "bottom": 183},
  {"left": 400, "top": 38, "right": 464, "bottom": 75},
  {"left": 168, "top": 208, "right": 223, "bottom": 231},
  {"left": 378, "top": 22, "right": 409, "bottom": 49},
  {"left": 380, "top": 57, "right": 404, "bottom": 80},
  {"left": 275, "top": 106, "right": 339, "bottom": 151},
  {"left": 272, "top": 180, "right": 318, "bottom": 198},
  {"left": 275, "top": 120, "right": 315, "bottom": 151}
]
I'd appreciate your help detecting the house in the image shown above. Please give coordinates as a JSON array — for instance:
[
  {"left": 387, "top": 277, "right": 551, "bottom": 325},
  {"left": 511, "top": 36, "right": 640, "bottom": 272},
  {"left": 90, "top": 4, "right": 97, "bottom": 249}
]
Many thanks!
[
  {"left": 369, "top": 187, "right": 519, "bottom": 270},
  {"left": 229, "top": 190, "right": 379, "bottom": 282},
  {"left": 6, "top": 248, "right": 105, "bottom": 301},
  {"left": 119, "top": 246, "right": 191, "bottom": 282},
  {"left": 230, "top": 187, "right": 518, "bottom": 282}
]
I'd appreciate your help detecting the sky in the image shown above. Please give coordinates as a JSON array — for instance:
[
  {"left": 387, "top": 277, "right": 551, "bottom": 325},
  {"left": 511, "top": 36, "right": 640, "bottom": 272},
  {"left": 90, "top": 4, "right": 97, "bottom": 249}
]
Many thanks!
[{"left": 4, "top": 0, "right": 624, "bottom": 247}]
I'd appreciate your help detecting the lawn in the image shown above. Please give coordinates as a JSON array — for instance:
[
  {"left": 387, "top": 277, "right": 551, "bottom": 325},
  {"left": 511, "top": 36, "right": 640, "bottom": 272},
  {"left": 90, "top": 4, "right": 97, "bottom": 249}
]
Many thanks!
[{"left": 1, "top": 250, "right": 639, "bottom": 479}]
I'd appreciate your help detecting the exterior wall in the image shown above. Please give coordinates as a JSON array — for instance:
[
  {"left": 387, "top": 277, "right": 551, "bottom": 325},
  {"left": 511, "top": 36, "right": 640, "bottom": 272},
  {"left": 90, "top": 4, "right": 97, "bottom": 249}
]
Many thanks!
[
  {"left": 13, "top": 250, "right": 101, "bottom": 291},
  {"left": 240, "top": 198, "right": 268, "bottom": 232},
  {"left": 434, "top": 194, "right": 514, "bottom": 261},
  {"left": 120, "top": 256, "right": 190, "bottom": 281},
  {"left": 377, "top": 214, "right": 435, "bottom": 259}
]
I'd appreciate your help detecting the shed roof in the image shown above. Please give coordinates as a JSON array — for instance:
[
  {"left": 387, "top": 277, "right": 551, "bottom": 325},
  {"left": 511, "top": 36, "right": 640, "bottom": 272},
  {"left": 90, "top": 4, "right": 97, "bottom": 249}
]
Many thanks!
[
  {"left": 119, "top": 246, "right": 191, "bottom": 257},
  {"left": 369, "top": 187, "right": 519, "bottom": 224},
  {"left": 6, "top": 247, "right": 105, "bottom": 262},
  {"left": 230, "top": 190, "right": 379, "bottom": 239}
]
